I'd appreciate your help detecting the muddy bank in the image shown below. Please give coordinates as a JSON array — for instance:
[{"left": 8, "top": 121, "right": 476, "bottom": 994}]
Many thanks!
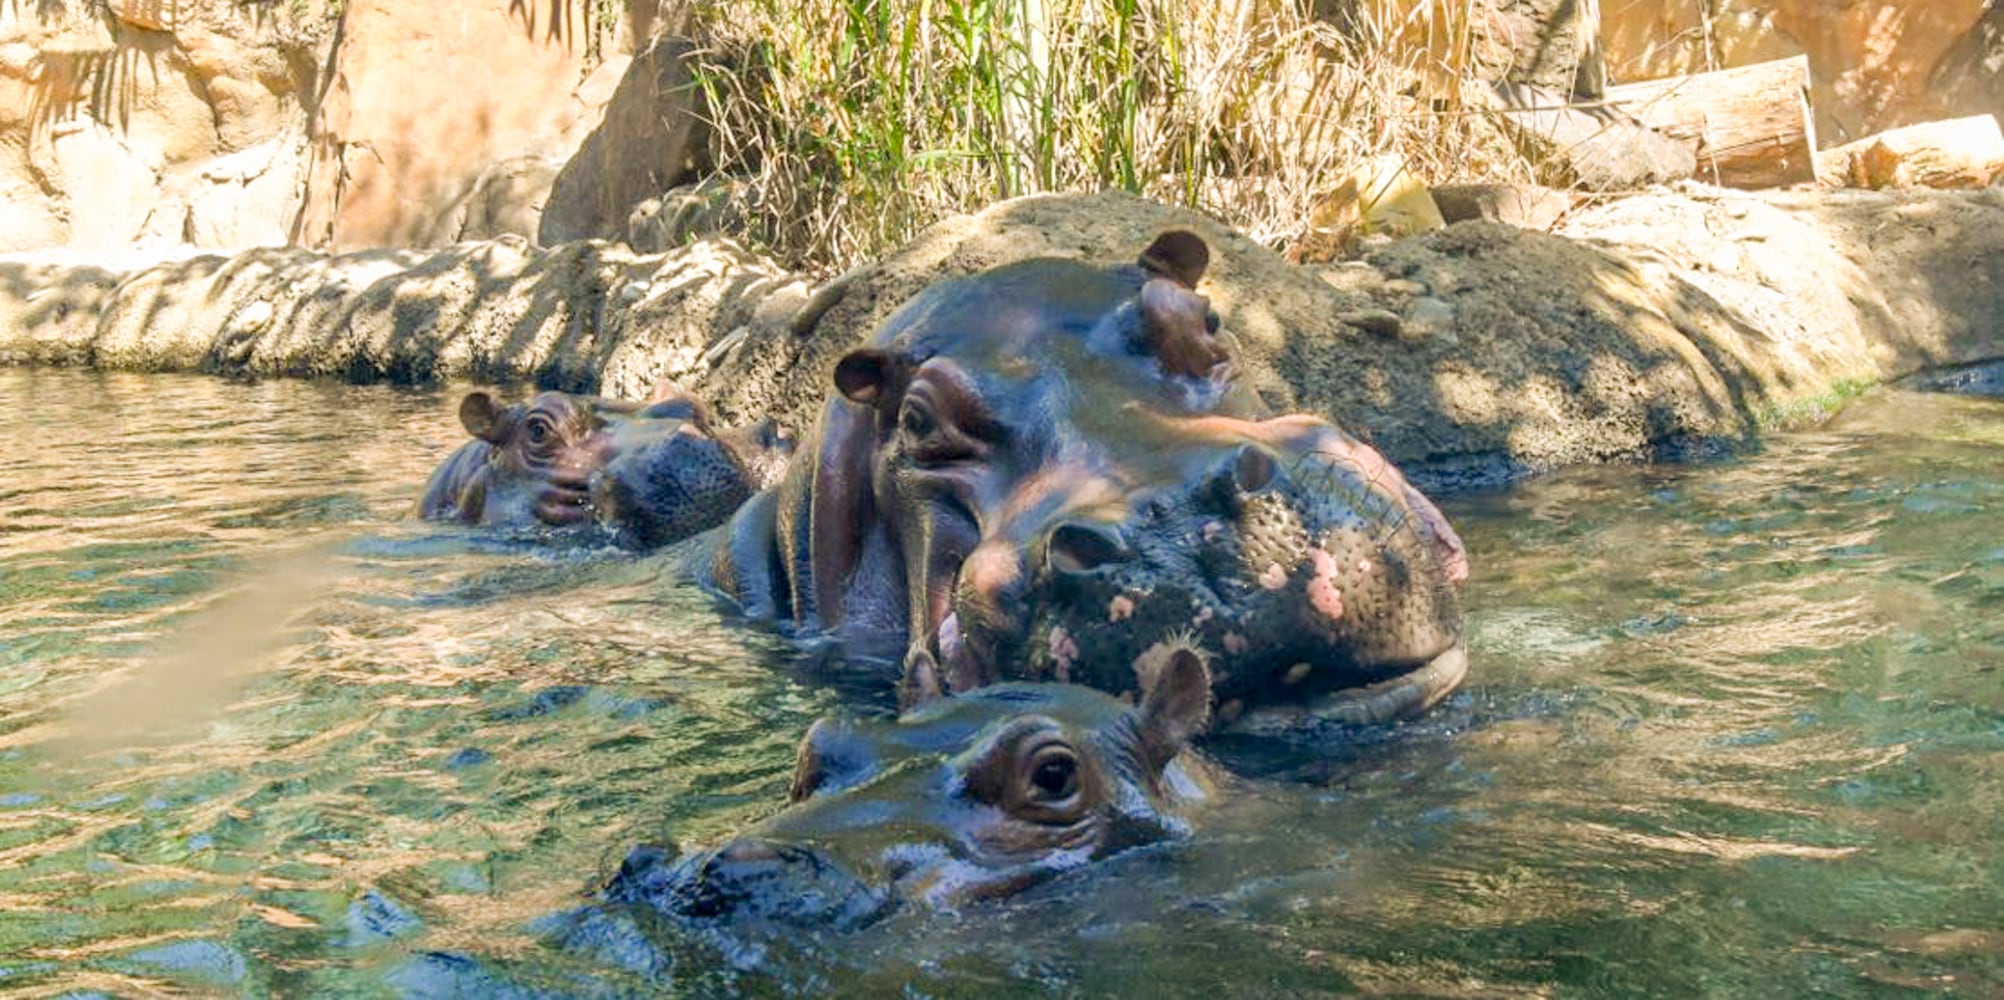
[{"left": 4, "top": 185, "right": 2001, "bottom": 488}]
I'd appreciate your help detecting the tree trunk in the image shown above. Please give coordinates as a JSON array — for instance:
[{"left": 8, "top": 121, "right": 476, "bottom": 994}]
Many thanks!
[{"left": 1602, "top": 55, "right": 1819, "bottom": 189}]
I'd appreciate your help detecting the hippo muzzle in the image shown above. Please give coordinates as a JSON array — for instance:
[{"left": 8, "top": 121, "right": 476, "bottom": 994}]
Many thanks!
[
  {"left": 594, "top": 415, "right": 793, "bottom": 549},
  {"left": 606, "top": 840, "right": 892, "bottom": 931},
  {"left": 933, "top": 416, "right": 1469, "bottom": 726}
]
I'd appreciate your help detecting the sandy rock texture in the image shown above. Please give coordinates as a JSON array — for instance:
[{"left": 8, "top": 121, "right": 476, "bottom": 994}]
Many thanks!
[
  {"left": 293, "top": 0, "right": 627, "bottom": 251},
  {"left": 0, "top": 236, "right": 801, "bottom": 394},
  {"left": 0, "top": 2, "right": 683, "bottom": 257},
  {"left": 537, "top": 36, "right": 710, "bottom": 247},
  {"left": 4, "top": 186, "right": 2001, "bottom": 489},
  {"left": 0, "top": 3, "right": 327, "bottom": 252}
]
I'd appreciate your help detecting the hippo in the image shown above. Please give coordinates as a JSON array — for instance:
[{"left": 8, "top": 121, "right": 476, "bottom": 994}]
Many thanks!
[
  {"left": 418, "top": 383, "right": 793, "bottom": 549},
  {"left": 601, "top": 646, "right": 1215, "bottom": 929},
  {"left": 705, "top": 231, "right": 1469, "bottom": 723}
]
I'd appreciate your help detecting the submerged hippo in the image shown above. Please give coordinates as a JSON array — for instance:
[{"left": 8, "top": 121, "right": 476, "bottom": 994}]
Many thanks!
[
  {"left": 602, "top": 647, "right": 1215, "bottom": 928},
  {"left": 706, "top": 232, "right": 1468, "bottom": 723},
  {"left": 418, "top": 383, "right": 793, "bottom": 549}
]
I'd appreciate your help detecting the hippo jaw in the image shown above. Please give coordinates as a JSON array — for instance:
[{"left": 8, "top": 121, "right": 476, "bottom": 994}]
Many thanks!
[{"left": 614, "top": 654, "right": 1213, "bottom": 930}]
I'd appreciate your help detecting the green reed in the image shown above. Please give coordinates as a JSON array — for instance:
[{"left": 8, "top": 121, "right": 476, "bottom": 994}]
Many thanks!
[{"left": 685, "top": 0, "right": 1534, "bottom": 272}]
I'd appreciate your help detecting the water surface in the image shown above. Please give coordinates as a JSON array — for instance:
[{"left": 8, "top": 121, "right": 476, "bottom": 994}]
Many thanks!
[{"left": 1, "top": 367, "right": 1999, "bottom": 996}]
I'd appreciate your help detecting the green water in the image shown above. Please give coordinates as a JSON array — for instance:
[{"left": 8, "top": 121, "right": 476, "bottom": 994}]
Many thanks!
[{"left": 0, "top": 367, "right": 1999, "bottom": 996}]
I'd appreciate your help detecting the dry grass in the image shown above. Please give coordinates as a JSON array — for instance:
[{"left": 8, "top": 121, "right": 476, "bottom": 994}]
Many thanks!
[{"left": 683, "top": 0, "right": 1543, "bottom": 273}]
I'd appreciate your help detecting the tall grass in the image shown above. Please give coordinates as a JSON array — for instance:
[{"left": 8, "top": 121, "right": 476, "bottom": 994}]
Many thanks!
[{"left": 685, "top": 0, "right": 1535, "bottom": 272}]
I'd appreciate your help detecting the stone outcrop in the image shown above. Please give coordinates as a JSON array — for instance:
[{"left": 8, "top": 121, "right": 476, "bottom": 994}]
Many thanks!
[
  {"left": 8, "top": 187, "right": 2001, "bottom": 490},
  {"left": 537, "top": 36, "right": 711, "bottom": 246},
  {"left": 0, "top": 1, "right": 679, "bottom": 256},
  {"left": 0, "top": 235, "right": 805, "bottom": 395},
  {"left": 293, "top": 0, "right": 627, "bottom": 251},
  {"left": 0, "top": 3, "right": 328, "bottom": 252}
]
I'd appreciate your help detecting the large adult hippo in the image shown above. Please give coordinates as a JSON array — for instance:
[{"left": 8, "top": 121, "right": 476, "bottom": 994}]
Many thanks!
[
  {"left": 596, "top": 647, "right": 1215, "bottom": 929},
  {"left": 418, "top": 383, "right": 793, "bottom": 549},
  {"left": 705, "top": 232, "right": 1469, "bottom": 724}
]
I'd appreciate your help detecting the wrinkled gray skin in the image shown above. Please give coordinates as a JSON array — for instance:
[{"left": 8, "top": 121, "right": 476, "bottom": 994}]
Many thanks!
[
  {"left": 417, "top": 386, "right": 793, "bottom": 549},
  {"left": 603, "top": 650, "right": 1216, "bottom": 929}
]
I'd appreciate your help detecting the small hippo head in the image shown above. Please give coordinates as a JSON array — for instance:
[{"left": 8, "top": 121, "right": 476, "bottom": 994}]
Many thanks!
[
  {"left": 607, "top": 648, "right": 1214, "bottom": 930},
  {"left": 417, "top": 383, "right": 793, "bottom": 548}
]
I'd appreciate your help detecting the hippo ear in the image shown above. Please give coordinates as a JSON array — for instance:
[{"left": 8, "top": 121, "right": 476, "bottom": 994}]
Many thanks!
[
  {"left": 1138, "top": 647, "right": 1212, "bottom": 771},
  {"left": 1138, "top": 230, "right": 1210, "bottom": 289},
  {"left": 458, "top": 392, "right": 508, "bottom": 444},
  {"left": 898, "top": 648, "right": 949, "bottom": 713},
  {"left": 833, "top": 348, "right": 912, "bottom": 406}
]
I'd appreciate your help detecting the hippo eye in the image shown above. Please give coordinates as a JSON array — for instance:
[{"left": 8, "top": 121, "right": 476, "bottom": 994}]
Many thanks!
[
  {"left": 898, "top": 404, "right": 936, "bottom": 440},
  {"left": 524, "top": 415, "right": 557, "bottom": 447},
  {"left": 1026, "top": 745, "right": 1080, "bottom": 803}
]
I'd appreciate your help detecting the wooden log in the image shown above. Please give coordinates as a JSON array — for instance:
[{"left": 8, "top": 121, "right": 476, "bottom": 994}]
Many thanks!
[
  {"left": 1485, "top": 82, "right": 1697, "bottom": 191},
  {"left": 1816, "top": 116, "right": 2004, "bottom": 190},
  {"left": 1602, "top": 55, "right": 1818, "bottom": 189}
]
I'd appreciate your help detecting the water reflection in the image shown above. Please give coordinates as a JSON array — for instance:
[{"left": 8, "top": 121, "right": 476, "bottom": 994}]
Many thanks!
[{"left": 0, "top": 368, "right": 2001, "bottom": 994}]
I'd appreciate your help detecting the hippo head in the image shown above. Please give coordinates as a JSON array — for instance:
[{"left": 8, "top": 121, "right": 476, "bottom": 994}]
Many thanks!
[
  {"left": 607, "top": 648, "right": 1213, "bottom": 929},
  {"left": 952, "top": 414, "right": 1472, "bottom": 727},
  {"left": 417, "top": 384, "right": 793, "bottom": 548},
  {"left": 817, "top": 232, "right": 1467, "bottom": 722}
]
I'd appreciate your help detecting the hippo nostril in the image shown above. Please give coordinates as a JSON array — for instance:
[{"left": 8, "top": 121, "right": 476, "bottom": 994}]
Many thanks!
[
  {"left": 1046, "top": 521, "right": 1131, "bottom": 575},
  {"left": 1233, "top": 444, "right": 1278, "bottom": 493}
]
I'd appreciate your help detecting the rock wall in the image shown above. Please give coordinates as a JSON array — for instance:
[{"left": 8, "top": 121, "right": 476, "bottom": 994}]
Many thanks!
[
  {"left": 292, "top": 0, "right": 627, "bottom": 251},
  {"left": 6, "top": 188, "right": 2001, "bottom": 490},
  {"left": 1601, "top": 0, "right": 1999, "bottom": 145},
  {"left": 0, "top": 0, "right": 688, "bottom": 256},
  {"left": 0, "top": 2, "right": 329, "bottom": 252},
  {"left": 536, "top": 35, "right": 710, "bottom": 246}
]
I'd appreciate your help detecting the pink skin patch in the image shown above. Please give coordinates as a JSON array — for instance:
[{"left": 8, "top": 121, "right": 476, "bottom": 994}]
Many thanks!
[
  {"left": 1257, "top": 563, "right": 1288, "bottom": 591},
  {"left": 1307, "top": 548, "right": 1345, "bottom": 622},
  {"left": 1049, "top": 626, "right": 1079, "bottom": 682},
  {"left": 1109, "top": 595, "right": 1135, "bottom": 622},
  {"left": 1223, "top": 632, "right": 1247, "bottom": 655}
]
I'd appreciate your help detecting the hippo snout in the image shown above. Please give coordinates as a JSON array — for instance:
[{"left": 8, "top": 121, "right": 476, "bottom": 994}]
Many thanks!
[{"left": 607, "top": 839, "right": 892, "bottom": 931}]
